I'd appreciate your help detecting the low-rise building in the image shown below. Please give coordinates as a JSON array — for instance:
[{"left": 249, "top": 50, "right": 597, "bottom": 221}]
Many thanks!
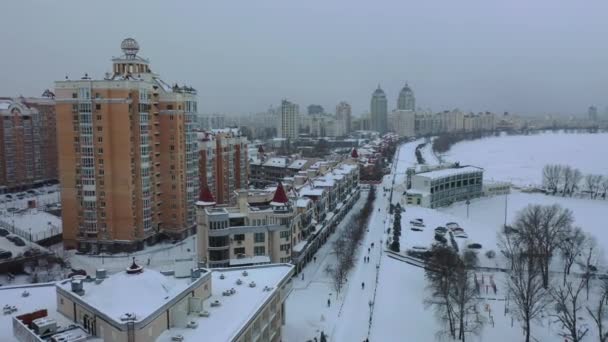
[
  {"left": 5, "top": 262, "right": 294, "bottom": 342},
  {"left": 405, "top": 165, "right": 483, "bottom": 208}
]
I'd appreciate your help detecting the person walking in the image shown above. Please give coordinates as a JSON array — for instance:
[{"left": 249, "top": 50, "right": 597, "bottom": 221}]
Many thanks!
[
  {"left": 361, "top": 282, "right": 365, "bottom": 290},
  {"left": 327, "top": 298, "right": 331, "bottom": 307},
  {"left": 314, "top": 256, "right": 317, "bottom": 263}
]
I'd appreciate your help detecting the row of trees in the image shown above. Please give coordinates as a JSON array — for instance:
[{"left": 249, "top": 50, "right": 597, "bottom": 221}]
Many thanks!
[
  {"left": 542, "top": 164, "right": 608, "bottom": 198},
  {"left": 330, "top": 186, "right": 376, "bottom": 294},
  {"left": 389, "top": 209, "right": 401, "bottom": 252},
  {"left": 499, "top": 204, "right": 606, "bottom": 342},
  {"left": 424, "top": 245, "right": 482, "bottom": 341}
]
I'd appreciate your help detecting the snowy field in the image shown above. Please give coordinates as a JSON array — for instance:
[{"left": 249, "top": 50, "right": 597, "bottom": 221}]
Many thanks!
[
  {"left": 440, "top": 190, "right": 608, "bottom": 262},
  {"left": 442, "top": 131, "right": 608, "bottom": 187}
]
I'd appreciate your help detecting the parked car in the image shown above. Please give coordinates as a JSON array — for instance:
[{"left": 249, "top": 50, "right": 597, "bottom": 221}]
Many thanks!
[
  {"left": 5, "top": 194, "right": 12, "bottom": 199},
  {"left": 11, "top": 236, "right": 25, "bottom": 246},
  {"left": 26, "top": 190, "right": 36, "bottom": 195},
  {"left": 0, "top": 250, "right": 13, "bottom": 259},
  {"left": 68, "top": 269, "right": 87, "bottom": 278},
  {"left": 0, "top": 228, "right": 9, "bottom": 237},
  {"left": 446, "top": 222, "right": 459, "bottom": 230}
]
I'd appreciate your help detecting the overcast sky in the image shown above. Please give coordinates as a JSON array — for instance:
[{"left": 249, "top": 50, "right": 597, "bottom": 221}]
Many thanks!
[{"left": 2, "top": 0, "right": 607, "bottom": 116}]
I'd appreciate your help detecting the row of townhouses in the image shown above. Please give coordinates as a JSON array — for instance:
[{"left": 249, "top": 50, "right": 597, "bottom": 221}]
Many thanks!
[{"left": 197, "top": 160, "right": 359, "bottom": 273}]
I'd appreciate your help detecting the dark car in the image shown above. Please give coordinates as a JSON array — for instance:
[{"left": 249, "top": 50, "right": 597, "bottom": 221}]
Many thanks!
[
  {"left": 11, "top": 236, "right": 25, "bottom": 246},
  {"left": 0, "top": 249, "right": 13, "bottom": 259},
  {"left": 6, "top": 235, "right": 16, "bottom": 242},
  {"left": 68, "top": 268, "right": 87, "bottom": 278},
  {"left": 0, "top": 228, "right": 9, "bottom": 237},
  {"left": 5, "top": 194, "right": 12, "bottom": 199}
]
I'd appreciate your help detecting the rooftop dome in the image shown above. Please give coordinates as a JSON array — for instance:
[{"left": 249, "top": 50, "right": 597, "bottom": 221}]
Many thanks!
[
  {"left": 121, "top": 38, "right": 140, "bottom": 58},
  {"left": 400, "top": 83, "right": 413, "bottom": 93},
  {"left": 373, "top": 85, "right": 386, "bottom": 96}
]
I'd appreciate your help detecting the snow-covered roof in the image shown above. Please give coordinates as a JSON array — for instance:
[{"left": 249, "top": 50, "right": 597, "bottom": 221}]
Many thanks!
[
  {"left": 288, "top": 159, "right": 308, "bottom": 169},
  {"left": 263, "top": 157, "right": 288, "bottom": 167},
  {"left": 156, "top": 264, "right": 294, "bottom": 342},
  {"left": 299, "top": 186, "right": 325, "bottom": 197},
  {"left": 0, "top": 283, "right": 74, "bottom": 342},
  {"left": 296, "top": 198, "right": 312, "bottom": 208},
  {"left": 56, "top": 267, "right": 207, "bottom": 324},
  {"left": 229, "top": 255, "right": 271, "bottom": 266},
  {"left": 292, "top": 240, "right": 308, "bottom": 253},
  {"left": 415, "top": 166, "right": 483, "bottom": 181}
]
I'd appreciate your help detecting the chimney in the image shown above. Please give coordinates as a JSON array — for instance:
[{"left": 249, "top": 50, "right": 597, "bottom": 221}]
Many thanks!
[{"left": 237, "top": 189, "right": 249, "bottom": 212}]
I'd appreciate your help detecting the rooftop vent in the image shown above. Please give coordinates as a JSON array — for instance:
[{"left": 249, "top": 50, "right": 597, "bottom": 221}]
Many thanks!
[
  {"left": 96, "top": 269, "right": 107, "bottom": 280},
  {"left": 70, "top": 279, "right": 84, "bottom": 296}
]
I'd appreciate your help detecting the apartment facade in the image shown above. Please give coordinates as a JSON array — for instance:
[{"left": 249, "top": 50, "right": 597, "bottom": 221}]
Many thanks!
[
  {"left": 0, "top": 94, "right": 58, "bottom": 193},
  {"left": 197, "top": 184, "right": 300, "bottom": 267},
  {"left": 279, "top": 100, "right": 298, "bottom": 140},
  {"left": 335, "top": 101, "right": 352, "bottom": 136},
  {"left": 198, "top": 129, "right": 248, "bottom": 205},
  {"left": 198, "top": 161, "right": 360, "bottom": 272},
  {"left": 389, "top": 109, "right": 416, "bottom": 138},
  {"left": 397, "top": 83, "right": 415, "bottom": 111},
  {"left": 55, "top": 38, "right": 199, "bottom": 252}
]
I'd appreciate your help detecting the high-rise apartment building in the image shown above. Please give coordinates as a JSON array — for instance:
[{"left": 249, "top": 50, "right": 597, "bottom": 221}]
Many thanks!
[
  {"left": 198, "top": 129, "right": 248, "bottom": 205},
  {"left": 588, "top": 106, "right": 598, "bottom": 122},
  {"left": 397, "top": 83, "right": 415, "bottom": 111},
  {"left": 279, "top": 100, "right": 299, "bottom": 140},
  {"left": 389, "top": 110, "right": 416, "bottom": 138},
  {"left": 55, "top": 38, "right": 199, "bottom": 252},
  {"left": 371, "top": 86, "right": 388, "bottom": 134},
  {"left": 336, "top": 101, "right": 352, "bottom": 136},
  {"left": 0, "top": 92, "right": 58, "bottom": 192}
]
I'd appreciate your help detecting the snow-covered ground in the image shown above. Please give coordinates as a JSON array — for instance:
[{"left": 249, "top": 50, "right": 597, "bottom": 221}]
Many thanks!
[
  {"left": 285, "top": 139, "right": 604, "bottom": 341},
  {"left": 442, "top": 131, "right": 608, "bottom": 187},
  {"left": 440, "top": 190, "right": 608, "bottom": 260},
  {"left": 65, "top": 236, "right": 197, "bottom": 275}
]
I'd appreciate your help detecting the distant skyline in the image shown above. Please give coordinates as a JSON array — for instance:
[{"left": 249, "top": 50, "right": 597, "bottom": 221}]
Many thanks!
[{"left": 2, "top": 0, "right": 608, "bottom": 116}]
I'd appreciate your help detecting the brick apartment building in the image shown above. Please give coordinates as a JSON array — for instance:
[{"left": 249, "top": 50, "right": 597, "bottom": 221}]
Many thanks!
[{"left": 55, "top": 38, "right": 199, "bottom": 252}]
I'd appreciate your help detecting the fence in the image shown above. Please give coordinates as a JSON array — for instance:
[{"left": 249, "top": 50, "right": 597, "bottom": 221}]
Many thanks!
[{"left": 0, "top": 219, "right": 61, "bottom": 242}]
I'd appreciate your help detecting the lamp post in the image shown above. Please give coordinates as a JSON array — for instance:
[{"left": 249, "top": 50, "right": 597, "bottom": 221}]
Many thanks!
[
  {"left": 466, "top": 199, "right": 471, "bottom": 219},
  {"left": 29, "top": 227, "right": 32, "bottom": 242}
]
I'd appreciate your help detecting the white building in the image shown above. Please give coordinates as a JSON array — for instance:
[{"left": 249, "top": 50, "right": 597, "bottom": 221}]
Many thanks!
[
  {"left": 335, "top": 101, "right": 352, "bottom": 136},
  {"left": 389, "top": 109, "right": 416, "bottom": 138},
  {"left": 397, "top": 83, "right": 415, "bottom": 111},
  {"left": 279, "top": 100, "right": 299, "bottom": 140},
  {"left": 405, "top": 165, "right": 484, "bottom": 208}
]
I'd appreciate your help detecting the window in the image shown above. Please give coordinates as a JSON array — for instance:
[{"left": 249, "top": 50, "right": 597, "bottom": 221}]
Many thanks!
[
  {"left": 234, "top": 247, "right": 245, "bottom": 255},
  {"left": 97, "top": 126, "right": 102, "bottom": 132},
  {"left": 167, "top": 105, "right": 173, "bottom": 110},
  {"left": 280, "top": 231, "right": 289, "bottom": 239},
  {"left": 280, "top": 244, "right": 290, "bottom": 251},
  {"left": 254, "top": 232, "right": 265, "bottom": 243},
  {"left": 254, "top": 246, "right": 265, "bottom": 256},
  {"left": 72, "top": 93, "right": 77, "bottom": 99},
  {"left": 96, "top": 115, "right": 102, "bottom": 120},
  {"left": 97, "top": 137, "right": 103, "bottom": 143},
  {"left": 233, "top": 234, "right": 245, "bottom": 241},
  {"left": 95, "top": 104, "right": 101, "bottom": 110}
]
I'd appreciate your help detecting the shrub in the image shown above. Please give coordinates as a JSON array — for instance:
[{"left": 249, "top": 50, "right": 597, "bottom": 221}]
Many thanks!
[
  {"left": 467, "top": 243, "right": 482, "bottom": 249},
  {"left": 485, "top": 250, "right": 496, "bottom": 259}
]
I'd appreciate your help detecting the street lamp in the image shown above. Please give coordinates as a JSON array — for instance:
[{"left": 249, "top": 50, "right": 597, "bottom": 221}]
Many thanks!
[{"left": 466, "top": 199, "right": 471, "bottom": 219}]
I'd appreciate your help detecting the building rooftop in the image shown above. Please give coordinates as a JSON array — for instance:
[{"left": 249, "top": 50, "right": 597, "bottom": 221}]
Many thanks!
[
  {"left": 156, "top": 264, "right": 294, "bottom": 342},
  {"left": 0, "top": 283, "right": 73, "bottom": 342},
  {"left": 56, "top": 265, "right": 208, "bottom": 325},
  {"left": 416, "top": 166, "right": 483, "bottom": 181},
  {"left": 288, "top": 159, "right": 308, "bottom": 169},
  {"left": 263, "top": 157, "right": 288, "bottom": 168}
]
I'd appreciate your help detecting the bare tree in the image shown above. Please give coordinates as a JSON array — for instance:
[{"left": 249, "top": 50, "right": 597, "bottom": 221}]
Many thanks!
[
  {"left": 425, "top": 245, "right": 460, "bottom": 339},
  {"left": 571, "top": 168, "right": 583, "bottom": 196},
  {"left": 543, "top": 164, "right": 562, "bottom": 195},
  {"left": 550, "top": 278, "right": 589, "bottom": 342},
  {"left": 585, "top": 174, "right": 603, "bottom": 199},
  {"left": 600, "top": 177, "right": 608, "bottom": 200},
  {"left": 506, "top": 250, "right": 549, "bottom": 342},
  {"left": 512, "top": 204, "right": 573, "bottom": 288},
  {"left": 578, "top": 237, "right": 600, "bottom": 300},
  {"left": 559, "top": 227, "right": 587, "bottom": 285},
  {"left": 587, "top": 279, "right": 608, "bottom": 342},
  {"left": 562, "top": 165, "right": 573, "bottom": 196}
]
